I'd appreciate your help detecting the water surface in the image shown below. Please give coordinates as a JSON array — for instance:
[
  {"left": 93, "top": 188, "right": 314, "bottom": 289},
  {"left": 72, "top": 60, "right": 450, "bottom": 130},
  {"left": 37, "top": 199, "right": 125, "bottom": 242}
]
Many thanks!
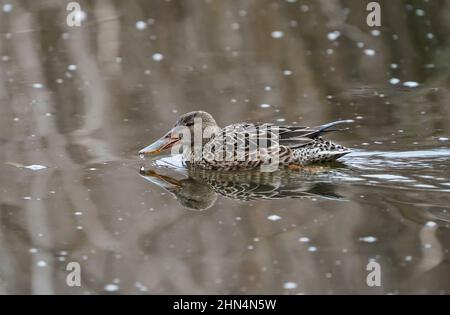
[{"left": 0, "top": 0, "right": 449, "bottom": 294}]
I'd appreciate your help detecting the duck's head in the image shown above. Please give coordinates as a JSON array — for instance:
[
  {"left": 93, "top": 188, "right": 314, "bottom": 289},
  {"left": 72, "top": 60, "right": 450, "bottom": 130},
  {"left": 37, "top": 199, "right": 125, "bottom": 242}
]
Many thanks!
[{"left": 139, "top": 111, "right": 220, "bottom": 156}]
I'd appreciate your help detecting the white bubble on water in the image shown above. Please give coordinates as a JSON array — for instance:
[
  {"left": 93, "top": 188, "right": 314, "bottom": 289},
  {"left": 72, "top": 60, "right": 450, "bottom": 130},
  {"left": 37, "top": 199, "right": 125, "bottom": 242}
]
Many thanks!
[
  {"left": 37, "top": 260, "right": 47, "bottom": 267},
  {"left": 2, "top": 3, "right": 13, "bottom": 12},
  {"left": 75, "top": 10, "right": 87, "bottom": 23},
  {"left": 371, "top": 29, "right": 381, "bottom": 36},
  {"left": 364, "top": 49, "right": 376, "bottom": 56},
  {"left": 283, "top": 282, "right": 298, "bottom": 289},
  {"left": 24, "top": 164, "right": 47, "bottom": 171},
  {"left": 298, "top": 237, "right": 310, "bottom": 243},
  {"left": 425, "top": 221, "right": 437, "bottom": 228},
  {"left": 135, "top": 20, "right": 147, "bottom": 30},
  {"left": 271, "top": 31, "right": 284, "bottom": 39},
  {"left": 308, "top": 246, "right": 318, "bottom": 252},
  {"left": 359, "top": 236, "right": 378, "bottom": 243},
  {"left": 415, "top": 9, "right": 425, "bottom": 16},
  {"left": 31, "top": 83, "right": 44, "bottom": 89},
  {"left": 403, "top": 81, "right": 419, "bottom": 88},
  {"left": 67, "top": 64, "right": 77, "bottom": 71},
  {"left": 327, "top": 31, "right": 341, "bottom": 41},
  {"left": 104, "top": 284, "right": 119, "bottom": 292},
  {"left": 260, "top": 103, "right": 271, "bottom": 108},
  {"left": 152, "top": 53, "right": 164, "bottom": 62},
  {"left": 389, "top": 78, "right": 400, "bottom": 85},
  {"left": 283, "top": 70, "right": 293, "bottom": 76},
  {"left": 267, "top": 214, "right": 282, "bottom": 221}
]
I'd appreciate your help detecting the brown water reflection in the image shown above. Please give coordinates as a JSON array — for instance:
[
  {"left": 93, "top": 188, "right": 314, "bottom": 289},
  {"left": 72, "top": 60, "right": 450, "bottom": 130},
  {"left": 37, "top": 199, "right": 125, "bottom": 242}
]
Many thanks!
[{"left": 0, "top": 0, "right": 449, "bottom": 294}]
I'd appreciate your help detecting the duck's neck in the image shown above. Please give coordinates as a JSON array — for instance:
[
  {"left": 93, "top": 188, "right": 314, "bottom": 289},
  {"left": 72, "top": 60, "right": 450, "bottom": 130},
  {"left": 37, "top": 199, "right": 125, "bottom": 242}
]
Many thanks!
[{"left": 186, "top": 125, "right": 220, "bottom": 162}]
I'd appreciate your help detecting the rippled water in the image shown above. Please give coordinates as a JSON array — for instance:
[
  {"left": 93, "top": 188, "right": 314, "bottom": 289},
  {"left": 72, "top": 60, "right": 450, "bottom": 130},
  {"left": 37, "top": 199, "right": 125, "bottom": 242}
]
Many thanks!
[{"left": 0, "top": 0, "right": 449, "bottom": 294}]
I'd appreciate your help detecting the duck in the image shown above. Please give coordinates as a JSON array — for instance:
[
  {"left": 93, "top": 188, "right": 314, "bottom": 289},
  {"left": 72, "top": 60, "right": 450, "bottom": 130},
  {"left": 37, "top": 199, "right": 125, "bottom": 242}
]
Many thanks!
[{"left": 139, "top": 111, "right": 353, "bottom": 171}]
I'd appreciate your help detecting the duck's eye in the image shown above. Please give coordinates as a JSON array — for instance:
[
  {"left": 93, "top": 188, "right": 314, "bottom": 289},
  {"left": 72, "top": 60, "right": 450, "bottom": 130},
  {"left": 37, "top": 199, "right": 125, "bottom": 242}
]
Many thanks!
[{"left": 185, "top": 122, "right": 194, "bottom": 127}]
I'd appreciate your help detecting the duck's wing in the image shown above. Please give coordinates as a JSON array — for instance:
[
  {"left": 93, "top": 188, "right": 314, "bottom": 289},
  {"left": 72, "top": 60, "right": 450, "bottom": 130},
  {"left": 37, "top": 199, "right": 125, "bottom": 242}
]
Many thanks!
[
  {"left": 215, "top": 121, "right": 353, "bottom": 151},
  {"left": 277, "top": 120, "right": 354, "bottom": 149}
]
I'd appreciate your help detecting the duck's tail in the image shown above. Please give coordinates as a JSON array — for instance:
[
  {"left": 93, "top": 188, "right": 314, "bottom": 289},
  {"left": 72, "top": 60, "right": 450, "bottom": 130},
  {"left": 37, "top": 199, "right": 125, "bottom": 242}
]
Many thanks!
[
  {"left": 316, "top": 119, "right": 354, "bottom": 134},
  {"left": 294, "top": 138, "right": 351, "bottom": 164}
]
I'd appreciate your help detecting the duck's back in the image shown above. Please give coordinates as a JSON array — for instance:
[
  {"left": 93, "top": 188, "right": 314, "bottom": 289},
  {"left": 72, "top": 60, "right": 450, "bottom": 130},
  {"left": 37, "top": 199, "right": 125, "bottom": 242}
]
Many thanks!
[{"left": 193, "top": 121, "right": 352, "bottom": 170}]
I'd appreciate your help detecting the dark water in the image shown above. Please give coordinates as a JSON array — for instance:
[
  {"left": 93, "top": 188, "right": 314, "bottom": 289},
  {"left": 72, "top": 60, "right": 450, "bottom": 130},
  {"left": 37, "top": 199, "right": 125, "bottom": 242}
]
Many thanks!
[{"left": 0, "top": 0, "right": 449, "bottom": 294}]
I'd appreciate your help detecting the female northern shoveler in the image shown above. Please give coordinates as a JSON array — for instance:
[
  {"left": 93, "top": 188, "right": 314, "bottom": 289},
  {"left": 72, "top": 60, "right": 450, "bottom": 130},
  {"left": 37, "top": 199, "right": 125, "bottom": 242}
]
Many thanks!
[{"left": 139, "top": 111, "right": 353, "bottom": 171}]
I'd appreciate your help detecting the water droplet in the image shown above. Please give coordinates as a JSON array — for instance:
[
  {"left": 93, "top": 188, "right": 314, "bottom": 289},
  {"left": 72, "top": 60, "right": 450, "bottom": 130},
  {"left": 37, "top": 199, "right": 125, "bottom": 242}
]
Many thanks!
[
  {"left": 415, "top": 9, "right": 425, "bottom": 16},
  {"left": 152, "top": 53, "right": 164, "bottom": 62},
  {"left": 403, "top": 81, "right": 419, "bottom": 88},
  {"left": 2, "top": 4, "right": 13, "bottom": 13},
  {"left": 327, "top": 31, "right": 340, "bottom": 41},
  {"left": 37, "top": 260, "right": 47, "bottom": 267},
  {"left": 267, "top": 214, "right": 282, "bottom": 221},
  {"left": 359, "top": 236, "right": 378, "bottom": 243},
  {"left": 298, "top": 237, "right": 310, "bottom": 243},
  {"left": 24, "top": 164, "right": 47, "bottom": 171},
  {"left": 104, "top": 284, "right": 119, "bottom": 292},
  {"left": 364, "top": 49, "right": 376, "bottom": 56},
  {"left": 271, "top": 31, "right": 284, "bottom": 39},
  {"left": 389, "top": 78, "right": 400, "bottom": 85},
  {"left": 136, "top": 20, "right": 147, "bottom": 30},
  {"left": 31, "top": 83, "right": 44, "bottom": 89},
  {"left": 283, "top": 282, "right": 298, "bottom": 289}
]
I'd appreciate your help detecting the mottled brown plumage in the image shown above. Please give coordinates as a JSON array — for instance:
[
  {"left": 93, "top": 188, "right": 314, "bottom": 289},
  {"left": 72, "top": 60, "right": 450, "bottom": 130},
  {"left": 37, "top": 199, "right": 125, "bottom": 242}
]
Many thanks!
[{"left": 139, "top": 111, "right": 353, "bottom": 171}]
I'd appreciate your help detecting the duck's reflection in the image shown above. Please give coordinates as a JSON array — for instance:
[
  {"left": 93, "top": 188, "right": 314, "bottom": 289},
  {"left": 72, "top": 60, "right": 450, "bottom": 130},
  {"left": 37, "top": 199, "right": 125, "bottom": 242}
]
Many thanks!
[{"left": 139, "top": 166, "right": 344, "bottom": 211}]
